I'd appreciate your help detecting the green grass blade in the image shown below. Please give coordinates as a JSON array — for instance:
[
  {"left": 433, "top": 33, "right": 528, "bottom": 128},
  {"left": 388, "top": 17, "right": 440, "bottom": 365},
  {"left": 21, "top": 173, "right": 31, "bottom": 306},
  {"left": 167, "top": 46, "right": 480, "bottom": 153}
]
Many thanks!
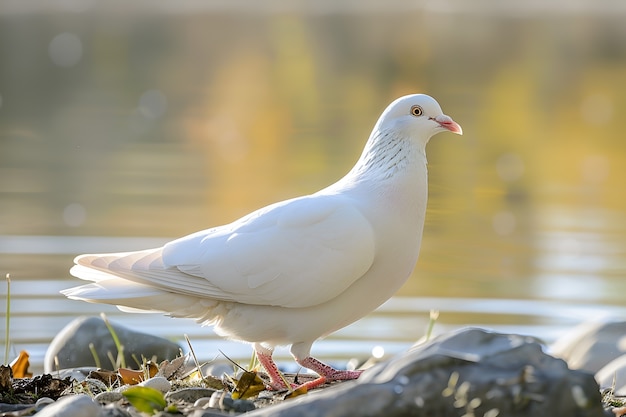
[{"left": 4, "top": 274, "right": 10, "bottom": 365}]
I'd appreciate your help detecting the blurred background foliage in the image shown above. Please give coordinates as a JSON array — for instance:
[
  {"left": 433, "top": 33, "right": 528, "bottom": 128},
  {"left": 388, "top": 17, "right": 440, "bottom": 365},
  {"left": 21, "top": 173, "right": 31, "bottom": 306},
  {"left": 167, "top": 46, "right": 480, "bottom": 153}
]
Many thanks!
[{"left": 1, "top": 1, "right": 625, "bottom": 302}]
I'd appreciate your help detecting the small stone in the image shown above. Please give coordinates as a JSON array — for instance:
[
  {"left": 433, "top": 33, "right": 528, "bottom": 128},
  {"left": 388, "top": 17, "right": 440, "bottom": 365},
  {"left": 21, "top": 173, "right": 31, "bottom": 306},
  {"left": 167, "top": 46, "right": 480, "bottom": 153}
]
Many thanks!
[
  {"left": 139, "top": 376, "right": 171, "bottom": 393},
  {"left": 165, "top": 387, "right": 217, "bottom": 403},
  {"left": 83, "top": 377, "right": 110, "bottom": 395},
  {"left": 153, "top": 412, "right": 183, "bottom": 417},
  {"left": 188, "top": 410, "right": 230, "bottom": 417},
  {"left": 94, "top": 391, "right": 124, "bottom": 404},
  {"left": 100, "top": 403, "right": 133, "bottom": 417},
  {"left": 203, "top": 363, "right": 234, "bottom": 379},
  {"left": 193, "top": 397, "right": 212, "bottom": 408},
  {"left": 208, "top": 390, "right": 233, "bottom": 410},
  {"left": 54, "top": 367, "right": 95, "bottom": 382},
  {"left": 0, "top": 404, "right": 35, "bottom": 413},
  {"left": 35, "top": 397, "right": 55, "bottom": 410},
  {"left": 231, "top": 398, "right": 255, "bottom": 412},
  {"left": 34, "top": 395, "right": 100, "bottom": 417}
]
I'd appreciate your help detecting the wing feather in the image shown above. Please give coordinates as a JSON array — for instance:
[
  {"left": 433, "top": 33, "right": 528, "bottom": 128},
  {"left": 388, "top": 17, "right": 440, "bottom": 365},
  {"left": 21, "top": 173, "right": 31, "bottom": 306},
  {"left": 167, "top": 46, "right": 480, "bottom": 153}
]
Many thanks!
[{"left": 70, "top": 193, "right": 376, "bottom": 308}]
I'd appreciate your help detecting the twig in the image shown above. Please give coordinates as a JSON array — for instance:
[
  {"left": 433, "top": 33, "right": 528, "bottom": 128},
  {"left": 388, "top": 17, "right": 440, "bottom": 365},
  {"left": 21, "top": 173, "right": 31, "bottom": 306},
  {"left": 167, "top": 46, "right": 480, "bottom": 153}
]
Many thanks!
[
  {"left": 184, "top": 334, "right": 204, "bottom": 379},
  {"left": 4, "top": 274, "right": 11, "bottom": 365},
  {"left": 425, "top": 309, "right": 439, "bottom": 341}
]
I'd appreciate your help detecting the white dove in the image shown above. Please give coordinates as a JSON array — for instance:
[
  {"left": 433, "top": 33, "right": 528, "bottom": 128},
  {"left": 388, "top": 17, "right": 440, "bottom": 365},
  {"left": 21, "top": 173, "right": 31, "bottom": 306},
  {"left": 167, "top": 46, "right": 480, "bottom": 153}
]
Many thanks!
[{"left": 63, "top": 94, "right": 462, "bottom": 390}]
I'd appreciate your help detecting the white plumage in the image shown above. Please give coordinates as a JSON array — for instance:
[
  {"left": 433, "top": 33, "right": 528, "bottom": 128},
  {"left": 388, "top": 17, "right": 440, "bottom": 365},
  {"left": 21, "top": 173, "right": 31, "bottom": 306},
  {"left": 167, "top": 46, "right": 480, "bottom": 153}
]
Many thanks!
[{"left": 63, "top": 94, "right": 462, "bottom": 389}]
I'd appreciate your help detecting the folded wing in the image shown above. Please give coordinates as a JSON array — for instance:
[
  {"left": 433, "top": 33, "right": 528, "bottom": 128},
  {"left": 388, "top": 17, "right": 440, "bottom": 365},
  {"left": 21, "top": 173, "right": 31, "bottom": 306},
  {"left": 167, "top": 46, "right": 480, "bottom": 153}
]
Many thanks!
[{"left": 68, "top": 194, "right": 376, "bottom": 309}]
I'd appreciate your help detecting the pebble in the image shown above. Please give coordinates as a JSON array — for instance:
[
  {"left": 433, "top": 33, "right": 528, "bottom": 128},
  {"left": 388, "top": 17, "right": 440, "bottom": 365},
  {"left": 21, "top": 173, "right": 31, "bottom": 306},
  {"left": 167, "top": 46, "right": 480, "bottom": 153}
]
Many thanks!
[
  {"left": 165, "top": 387, "right": 217, "bottom": 403},
  {"left": 34, "top": 394, "right": 101, "bottom": 417},
  {"left": 208, "top": 390, "right": 255, "bottom": 413},
  {"left": 54, "top": 367, "right": 97, "bottom": 383},
  {"left": 35, "top": 397, "right": 55, "bottom": 410},
  {"left": 193, "top": 397, "right": 212, "bottom": 408},
  {"left": 84, "top": 377, "right": 110, "bottom": 395},
  {"left": 139, "top": 376, "right": 171, "bottom": 393},
  {"left": 187, "top": 410, "right": 231, "bottom": 417},
  {"left": 100, "top": 403, "right": 133, "bottom": 417},
  {"left": 94, "top": 391, "right": 124, "bottom": 404}
]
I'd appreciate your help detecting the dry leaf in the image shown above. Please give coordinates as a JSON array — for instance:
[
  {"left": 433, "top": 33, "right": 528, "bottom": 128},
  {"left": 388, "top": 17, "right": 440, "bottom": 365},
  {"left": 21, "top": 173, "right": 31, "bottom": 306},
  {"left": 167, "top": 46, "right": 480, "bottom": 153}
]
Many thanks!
[
  {"left": 118, "top": 361, "right": 158, "bottom": 385},
  {"left": 157, "top": 356, "right": 187, "bottom": 380},
  {"left": 0, "top": 365, "right": 12, "bottom": 391},
  {"left": 284, "top": 384, "right": 308, "bottom": 399},
  {"left": 10, "top": 351, "right": 32, "bottom": 379},
  {"left": 231, "top": 371, "right": 265, "bottom": 399},
  {"left": 88, "top": 369, "right": 121, "bottom": 387}
]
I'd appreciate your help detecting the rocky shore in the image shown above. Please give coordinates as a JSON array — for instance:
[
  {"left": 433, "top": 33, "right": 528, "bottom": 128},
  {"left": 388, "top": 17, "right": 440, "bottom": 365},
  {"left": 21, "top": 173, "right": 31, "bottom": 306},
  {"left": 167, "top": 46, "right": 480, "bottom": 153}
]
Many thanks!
[{"left": 3, "top": 317, "right": 626, "bottom": 416}]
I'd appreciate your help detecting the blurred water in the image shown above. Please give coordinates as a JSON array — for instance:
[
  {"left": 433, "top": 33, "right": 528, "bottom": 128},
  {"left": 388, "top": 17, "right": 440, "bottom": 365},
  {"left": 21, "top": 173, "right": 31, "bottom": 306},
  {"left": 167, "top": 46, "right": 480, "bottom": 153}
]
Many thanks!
[{"left": 1, "top": 4, "right": 626, "bottom": 373}]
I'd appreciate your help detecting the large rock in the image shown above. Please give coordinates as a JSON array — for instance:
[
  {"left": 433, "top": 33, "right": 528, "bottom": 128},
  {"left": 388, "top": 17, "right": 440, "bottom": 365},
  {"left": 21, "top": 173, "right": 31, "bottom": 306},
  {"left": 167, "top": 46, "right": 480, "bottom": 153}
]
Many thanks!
[
  {"left": 596, "top": 354, "right": 626, "bottom": 396},
  {"left": 44, "top": 316, "right": 181, "bottom": 372},
  {"left": 247, "top": 328, "right": 606, "bottom": 417},
  {"left": 551, "top": 320, "right": 626, "bottom": 374}
]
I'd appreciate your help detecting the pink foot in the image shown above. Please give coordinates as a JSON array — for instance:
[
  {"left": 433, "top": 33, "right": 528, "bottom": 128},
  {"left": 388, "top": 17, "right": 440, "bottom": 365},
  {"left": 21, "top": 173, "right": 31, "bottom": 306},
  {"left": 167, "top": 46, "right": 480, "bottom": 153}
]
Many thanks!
[
  {"left": 255, "top": 345, "right": 362, "bottom": 391},
  {"left": 296, "top": 356, "right": 363, "bottom": 389},
  {"left": 255, "top": 348, "right": 293, "bottom": 390}
]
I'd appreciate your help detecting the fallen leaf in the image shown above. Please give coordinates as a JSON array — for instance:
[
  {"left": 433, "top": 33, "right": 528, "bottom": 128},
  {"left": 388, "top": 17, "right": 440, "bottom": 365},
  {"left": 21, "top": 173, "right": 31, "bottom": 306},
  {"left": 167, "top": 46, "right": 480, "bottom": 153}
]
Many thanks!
[
  {"left": 231, "top": 370, "right": 265, "bottom": 399},
  {"left": 119, "top": 368, "right": 147, "bottom": 385},
  {"left": 119, "top": 361, "right": 158, "bottom": 385},
  {"left": 0, "top": 365, "right": 12, "bottom": 391},
  {"left": 284, "top": 384, "right": 308, "bottom": 399},
  {"left": 158, "top": 355, "right": 187, "bottom": 380},
  {"left": 88, "top": 369, "right": 121, "bottom": 387},
  {"left": 10, "top": 351, "right": 32, "bottom": 379}
]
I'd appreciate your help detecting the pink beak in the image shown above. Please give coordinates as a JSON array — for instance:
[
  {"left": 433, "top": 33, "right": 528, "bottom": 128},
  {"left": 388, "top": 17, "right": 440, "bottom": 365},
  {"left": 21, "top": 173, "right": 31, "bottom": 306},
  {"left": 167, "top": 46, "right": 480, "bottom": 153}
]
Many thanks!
[{"left": 433, "top": 114, "right": 463, "bottom": 135}]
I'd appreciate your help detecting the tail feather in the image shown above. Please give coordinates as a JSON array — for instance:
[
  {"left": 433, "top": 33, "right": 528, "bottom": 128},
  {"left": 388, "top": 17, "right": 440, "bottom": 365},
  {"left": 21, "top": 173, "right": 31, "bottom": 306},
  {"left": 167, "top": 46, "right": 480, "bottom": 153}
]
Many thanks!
[{"left": 66, "top": 248, "right": 226, "bottom": 323}]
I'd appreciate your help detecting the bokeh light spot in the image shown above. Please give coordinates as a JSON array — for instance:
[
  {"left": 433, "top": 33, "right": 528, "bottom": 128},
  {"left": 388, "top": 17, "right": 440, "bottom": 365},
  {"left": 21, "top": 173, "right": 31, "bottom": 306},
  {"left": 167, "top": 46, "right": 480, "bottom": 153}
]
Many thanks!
[
  {"left": 581, "top": 154, "right": 610, "bottom": 184},
  {"left": 580, "top": 93, "right": 613, "bottom": 126},
  {"left": 138, "top": 89, "right": 168, "bottom": 119},
  {"left": 48, "top": 33, "right": 83, "bottom": 68},
  {"left": 371, "top": 345, "right": 385, "bottom": 359},
  {"left": 496, "top": 153, "right": 524, "bottom": 182},
  {"left": 63, "top": 203, "right": 86, "bottom": 227},
  {"left": 492, "top": 211, "right": 516, "bottom": 236}
]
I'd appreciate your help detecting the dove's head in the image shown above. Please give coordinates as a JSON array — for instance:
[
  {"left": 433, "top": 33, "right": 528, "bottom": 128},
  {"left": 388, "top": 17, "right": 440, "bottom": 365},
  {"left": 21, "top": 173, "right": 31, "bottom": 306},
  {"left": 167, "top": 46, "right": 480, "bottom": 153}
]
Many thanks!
[{"left": 373, "top": 94, "right": 462, "bottom": 144}]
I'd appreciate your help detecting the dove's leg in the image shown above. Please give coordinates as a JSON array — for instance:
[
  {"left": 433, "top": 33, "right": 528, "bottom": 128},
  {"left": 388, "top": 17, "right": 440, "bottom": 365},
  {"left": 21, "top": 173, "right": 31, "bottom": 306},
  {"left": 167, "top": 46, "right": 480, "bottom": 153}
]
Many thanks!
[
  {"left": 291, "top": 342, "right": 363, "bottom": 390},
  {"left": 296, "top": 357, "right": 362, "bottom": 386},
  {"left": 254, "top": 343, "right": 290, "bottom": 390}
]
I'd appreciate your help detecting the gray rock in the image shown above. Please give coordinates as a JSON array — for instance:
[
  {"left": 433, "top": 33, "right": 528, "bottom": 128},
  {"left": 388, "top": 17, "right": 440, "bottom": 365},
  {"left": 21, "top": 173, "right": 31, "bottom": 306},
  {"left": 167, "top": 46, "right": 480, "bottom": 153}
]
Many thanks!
[
  {"left": 596, "top": 354, "right": 626, "bottom": 395},
  {"left": 0, "top": 404, "right": 35, "bottom": 413},
  {"left": 44, "top": 316, "right": 181, "bottom": 372},
  {"left": 207, "top": 391, "right": 255, "bottom": 413},
  {"left": 551, "top": 320, "right": 626, "bottom": 374},
  {"left": 246, "top": 328, "right": 605, "bottom": 417},
  {"left": 165, "top": 387, "right": 218, "bottom": 403},
  {"left": 100, "top": 404, "right": 133, "bottom": 417},
  {"left": 54, "top": 367, "right": 96, "bottom": 382},
  {"left": 188, "top": 410, "right": 230, "bottom": 417},
  {"left": 94, "top": 391, "right": 124, "bottom": 404},
  {"left": 34, "top": 394, "right": 101, "bottom": 417},
  {"left": 138, "top": 376, "right": 171, "bottom": 393}
]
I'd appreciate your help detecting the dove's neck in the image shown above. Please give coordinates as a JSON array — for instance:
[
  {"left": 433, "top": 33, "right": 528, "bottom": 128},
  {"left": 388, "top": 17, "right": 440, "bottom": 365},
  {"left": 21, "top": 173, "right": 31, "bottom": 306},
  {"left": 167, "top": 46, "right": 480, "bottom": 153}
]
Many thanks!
[{"left": 346, "top": 129, "right": 426, "bottom": 182}]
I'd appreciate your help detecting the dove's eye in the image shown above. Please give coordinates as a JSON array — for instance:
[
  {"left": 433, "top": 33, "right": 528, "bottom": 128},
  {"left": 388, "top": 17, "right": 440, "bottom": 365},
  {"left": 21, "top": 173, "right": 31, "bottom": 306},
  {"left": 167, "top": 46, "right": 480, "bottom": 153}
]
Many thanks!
[{"left": 410, "top": 105, "right": 423, "bottom": 117}]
